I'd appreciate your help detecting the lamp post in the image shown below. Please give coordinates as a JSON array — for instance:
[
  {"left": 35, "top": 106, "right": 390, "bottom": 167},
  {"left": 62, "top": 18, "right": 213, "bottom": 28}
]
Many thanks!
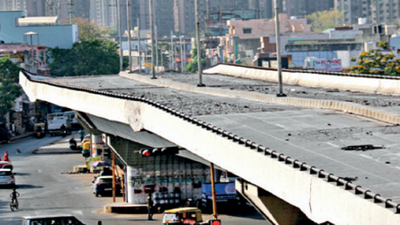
[
  {"left": 126, "top": 0, "right": 132, "bottom": 73},
  {"left": 274, "top": 0, "right": 286, "bottom": 97},
  {"left": 149, "top": 0, "right": 156, "bottom": 79},
  {"left": 180, "top": 35, "right": 184, "bottom": 73},
  {"left": 195, "top": 0, "right": 205, "bottom": 87},
  {"left": 117, "top": 0, "right": 123, "bottom": 71}
]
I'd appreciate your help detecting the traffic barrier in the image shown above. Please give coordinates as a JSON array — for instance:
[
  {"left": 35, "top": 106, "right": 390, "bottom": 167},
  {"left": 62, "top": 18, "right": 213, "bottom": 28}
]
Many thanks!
[{"left": 203, "top": 64, "right": 400, "bottom": 96}]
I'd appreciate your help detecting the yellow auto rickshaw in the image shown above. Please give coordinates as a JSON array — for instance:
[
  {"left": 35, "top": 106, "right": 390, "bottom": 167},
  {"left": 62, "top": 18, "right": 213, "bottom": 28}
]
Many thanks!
[
  {"left": 33, "top": 123, "right": 46, "bottom": 138},
  {"left": 162, "top": 207, "right": 206, "bottom": 225}
]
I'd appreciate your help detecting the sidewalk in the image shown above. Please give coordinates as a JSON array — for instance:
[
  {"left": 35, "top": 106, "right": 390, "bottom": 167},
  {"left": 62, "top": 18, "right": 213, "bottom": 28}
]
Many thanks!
[{"left": 10, "top": 132, "right": 33, "bottom": 142}]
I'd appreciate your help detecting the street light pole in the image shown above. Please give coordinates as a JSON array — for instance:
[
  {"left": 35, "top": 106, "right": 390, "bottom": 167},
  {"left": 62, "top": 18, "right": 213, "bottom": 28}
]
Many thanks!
[
  {"left": 180, "top": 36, "right": 183, "bottom": 73},
  {"left": 274, "top": 0, "right": 286, "bottom": 97},
  {"left": 149, "top": 0, "right": 156, "bottom": 79},
  {"left": 126, "top": 0, "right": 132, "bottom": 73},
  {"left": 195, "top": 0, "right": 205, "bottom": 87},
  {"left": 117, "top": 0, "right": 123, "bottom": 71},
  {"left": 137, "top": 16, "right": 141, "bottom": 73}
]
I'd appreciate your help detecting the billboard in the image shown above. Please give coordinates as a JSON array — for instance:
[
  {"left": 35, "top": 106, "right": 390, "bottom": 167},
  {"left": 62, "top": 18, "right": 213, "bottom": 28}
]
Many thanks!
[
  {"left": 204, "top": 10, "right": 259, "bottom": 36},
  {"left": 314, "top": 59, "right": 342, "bottom": 72}
]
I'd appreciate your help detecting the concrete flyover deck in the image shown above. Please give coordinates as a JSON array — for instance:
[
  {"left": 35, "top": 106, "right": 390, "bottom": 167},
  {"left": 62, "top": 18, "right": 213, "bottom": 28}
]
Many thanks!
[{"left": 20, "top": 69, "right": 400, "bottom": 225}]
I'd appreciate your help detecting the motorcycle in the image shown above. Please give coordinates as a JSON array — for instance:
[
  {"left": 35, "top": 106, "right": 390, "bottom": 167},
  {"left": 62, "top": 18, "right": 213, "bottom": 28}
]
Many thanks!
[{"left": 69, "top": 138, "right": 77, "bottom": 150}]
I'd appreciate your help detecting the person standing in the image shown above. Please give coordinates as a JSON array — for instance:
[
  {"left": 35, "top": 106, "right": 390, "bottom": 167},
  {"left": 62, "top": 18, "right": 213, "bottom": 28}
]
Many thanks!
[
  {"left": 147, "top": 193, "right": 154, "bottom": 220},
  {"left": 78, "top": 129, "right": 85, "bottom": 142},
  {"left": 3, "top": 151, "right": 9, "bottom": 162}
]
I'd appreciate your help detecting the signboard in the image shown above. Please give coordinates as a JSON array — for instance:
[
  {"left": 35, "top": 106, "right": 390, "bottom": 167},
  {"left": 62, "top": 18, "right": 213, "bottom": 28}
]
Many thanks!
[
  {"left": 202, "top": 182, "right": 237, "bottom": 200},
  {"left": 314, "top": 59, "right": 342, "bottom": 72}
]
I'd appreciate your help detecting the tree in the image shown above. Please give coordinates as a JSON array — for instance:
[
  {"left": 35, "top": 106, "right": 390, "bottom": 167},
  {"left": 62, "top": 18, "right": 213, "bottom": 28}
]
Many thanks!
[
  {"left": 185, "top": 41, "right": 205, "bottom": 73},
  {"left": 307, "top": 9, "right": 344, "bottom": 33},
  {"left": 48, "top": 39, "right": 120, "bottom": 76},
  {"left": 0, "top": 57, "right": 23, "bottom": 119},
  {"left": 73, "top": 17, "right": 110, "bottom": 41},
  {"left": 349, "top": 41, "right": 400, "bottom": 76}
]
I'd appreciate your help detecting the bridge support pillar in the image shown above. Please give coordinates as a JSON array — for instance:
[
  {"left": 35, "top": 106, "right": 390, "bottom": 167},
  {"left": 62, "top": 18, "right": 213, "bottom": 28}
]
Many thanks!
[{"left": 236, "top": 179, "right": 315, "bottom": 225}]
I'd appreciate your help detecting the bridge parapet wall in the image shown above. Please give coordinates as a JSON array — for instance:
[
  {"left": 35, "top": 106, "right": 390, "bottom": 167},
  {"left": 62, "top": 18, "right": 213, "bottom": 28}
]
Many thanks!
[{"left": 204, "top": 64, "right": 400, "bottom": 96}]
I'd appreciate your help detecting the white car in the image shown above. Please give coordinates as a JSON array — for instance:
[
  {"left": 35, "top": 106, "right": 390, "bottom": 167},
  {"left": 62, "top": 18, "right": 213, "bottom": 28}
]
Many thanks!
[{"left": 0, "top": 168, "right": 15, "bottom": 187}]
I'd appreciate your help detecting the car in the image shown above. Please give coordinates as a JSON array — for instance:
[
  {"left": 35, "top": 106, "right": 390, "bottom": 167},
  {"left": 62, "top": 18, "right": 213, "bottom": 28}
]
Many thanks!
[
  {"left": 0, "top": 161, "right": 13, "bottom": 171},
  {"left": 0, "top": 127, "right": 12, "bottom": 143},
  {"left": 0, "top": 168, "right": 15, "bottom": 187},
  {"left": 92, "top": 175, "right": 121, "bottom": 197},
  {"left": 21, "top": 214, "right": 85, "bottom": 225}
]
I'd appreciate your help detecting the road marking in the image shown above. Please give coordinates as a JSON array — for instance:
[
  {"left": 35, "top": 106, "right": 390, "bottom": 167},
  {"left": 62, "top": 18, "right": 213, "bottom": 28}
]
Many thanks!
[
  {"left": 275, "top": 124, "right": 285, "bottom": 128},
  {"left": 359, "top": 154, "right": 373, "bottom": 159},
  {"left": 327, "top": 142, "right": 339, "bottom": 148},
  {"left": 51, "top": 175, "right": 64, "bottom": 182}
]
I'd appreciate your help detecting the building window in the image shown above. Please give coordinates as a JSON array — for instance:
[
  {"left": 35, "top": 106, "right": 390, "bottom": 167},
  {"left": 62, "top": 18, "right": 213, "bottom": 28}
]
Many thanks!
[{"left": 243, "top": 28, "right": 252, "bottom": 34}]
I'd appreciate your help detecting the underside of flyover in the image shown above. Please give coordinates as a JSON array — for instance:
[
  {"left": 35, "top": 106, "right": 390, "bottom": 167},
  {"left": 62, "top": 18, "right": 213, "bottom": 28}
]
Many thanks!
[{"left": 19, "top": 70, "right": 400, "bottom": 225}]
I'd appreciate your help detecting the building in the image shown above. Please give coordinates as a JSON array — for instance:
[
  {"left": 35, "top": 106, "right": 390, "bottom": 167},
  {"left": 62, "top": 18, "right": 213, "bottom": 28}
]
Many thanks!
[
  {"left": 370, "top": 0, "right": 400, "bottom": 24},
  {"left": 0, "top": 11, "right": 78, "bottom": 49},
  {"left": 223, "top": 14, "right": 311, "bottom": 63},
  {"left": 284, "top": 0, "right": 334, "bottom": 18}
]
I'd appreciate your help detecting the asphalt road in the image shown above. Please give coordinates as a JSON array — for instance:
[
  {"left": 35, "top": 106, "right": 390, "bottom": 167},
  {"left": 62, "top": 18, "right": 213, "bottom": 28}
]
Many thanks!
[{"left": 0, "top": 135, "right": 268, "bottom": 225}]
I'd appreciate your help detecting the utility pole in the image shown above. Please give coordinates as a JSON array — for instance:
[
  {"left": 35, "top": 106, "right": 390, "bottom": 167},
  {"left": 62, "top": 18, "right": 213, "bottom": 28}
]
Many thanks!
[
  {"left": 117, "top": 0, "right": 123, "bottom": 71},
  {"left": 149, "top": 0, "right": 156, "bottom": 79},
  {"left": 137, "top": 17, "right": 141, "bottom": 73},
  {"left": 127, "top": 0, "right": 132, "bottom": 73},
  {"left": 180, "top": 36, "right": 183, "bottom": 73},
  {"left": 195, "top": 0, "right": 205, "bottom": 86},
  {"left": 170, "top": 30, "right": 174, "bottom": 71},
  {"left": 155, "top": 25, "right": 159, "bottom": 73},
  {"left": 274, "top": 0, "right": 286, "bottom": 97}
]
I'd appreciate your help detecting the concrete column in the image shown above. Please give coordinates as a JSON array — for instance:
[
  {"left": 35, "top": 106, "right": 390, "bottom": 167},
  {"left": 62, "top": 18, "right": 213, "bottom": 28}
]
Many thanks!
[
  {"left": 126, "top": 165, "right": 135, "bottom": 204},
  {"left": 236, "top": 179, "right": 316, "bottom": 225},
  {"left": 91, "top": 134, "right": 104, "bottom": 159}
]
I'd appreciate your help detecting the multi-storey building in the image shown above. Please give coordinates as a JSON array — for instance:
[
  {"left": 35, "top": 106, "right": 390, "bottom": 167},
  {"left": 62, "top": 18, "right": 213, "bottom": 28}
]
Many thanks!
[
  {"left": 335, "top": 0, "right": 371, "bottom": 24},
  {"left": 284, "top": 0, "right": 334, "bottom": 18},
  {"left": 371, "top": 0, "right": 400, "bottom": 24}
]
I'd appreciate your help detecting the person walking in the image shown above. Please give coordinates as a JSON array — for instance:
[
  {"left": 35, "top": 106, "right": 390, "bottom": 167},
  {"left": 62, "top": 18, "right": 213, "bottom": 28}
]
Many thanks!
[
  {"left": 96, "top": 221, "right": 102, "bottom": 225},
  {"left": 147, "top": 193, "right": 154, "bottom": 220},
  {"left": 78, "top": 129, "right": 85, "bottom": 142},
  {"left": 3, "top": 151, "right": 9, "bottom": 162}
]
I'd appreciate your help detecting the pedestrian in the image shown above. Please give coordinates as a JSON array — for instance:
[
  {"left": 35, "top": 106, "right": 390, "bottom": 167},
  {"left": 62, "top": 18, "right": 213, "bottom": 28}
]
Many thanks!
[
  {"left": 147, "top": 193, "right": 154, "bottom": 220},
  {"left": 96, "top": 221, "right": 102, "bottom": 225},
  {"left": 78, "top": 129, "right": 85, "bottom": 142},
  {"left": 3, "top": 151, "right": 9, "bottom": 162}
]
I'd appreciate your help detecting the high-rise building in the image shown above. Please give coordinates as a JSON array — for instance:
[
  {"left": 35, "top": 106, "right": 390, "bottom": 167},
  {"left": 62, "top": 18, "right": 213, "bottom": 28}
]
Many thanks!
[
  {"left": 335, "top": 0, "right": 371, "bottom": 24},
  {"left": 285, "top": 0, "right": 334, "bottom": 18},
  {"left": 371, "top": 0, "right": 399, "bottom": 24}
]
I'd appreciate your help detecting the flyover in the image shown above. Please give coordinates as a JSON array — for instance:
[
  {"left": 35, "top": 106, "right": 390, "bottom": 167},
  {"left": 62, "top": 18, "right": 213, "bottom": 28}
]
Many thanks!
[{"left": 20, "top": 65, "right": 400, "bottom": 225}]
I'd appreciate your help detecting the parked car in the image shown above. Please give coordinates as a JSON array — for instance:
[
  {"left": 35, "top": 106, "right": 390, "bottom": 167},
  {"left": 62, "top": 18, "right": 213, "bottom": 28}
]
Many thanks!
[
  {"left": 21, "top": 215, "right": 85, "bottom": 225},
  {"left": 92, "top": 175, "right": 121, "bottom": 197},
  {"left": 0, "top": 168, "right": 15, "bottom": 187},
  {"left": 0, "top": 161, "right": 13, "bottom": 171},
  {"left": 0, "top": 127, "right": 12, "bottom": 143}
]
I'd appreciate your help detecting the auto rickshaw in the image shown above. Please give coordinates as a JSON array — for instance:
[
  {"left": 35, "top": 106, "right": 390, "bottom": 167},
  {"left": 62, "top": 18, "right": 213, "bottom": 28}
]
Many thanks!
[
  {"left": 162, "top": 207, "right": 207, "bottom": 225},
  {"left": 33, "top": 123, "right": 46, "bottom": 138}
]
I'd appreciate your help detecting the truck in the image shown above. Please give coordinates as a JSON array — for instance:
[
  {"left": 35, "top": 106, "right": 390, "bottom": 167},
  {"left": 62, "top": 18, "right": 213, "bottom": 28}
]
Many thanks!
[{"left": 47, "top": 112, "right": 71, "bottom": 136}]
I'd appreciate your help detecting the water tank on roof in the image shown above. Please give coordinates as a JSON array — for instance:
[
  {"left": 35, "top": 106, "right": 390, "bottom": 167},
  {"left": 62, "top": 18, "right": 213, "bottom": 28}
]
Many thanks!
[
  {"left": 290, "top": 16, "right": 297, "bottom": 20},
  {"left": 358, "top": 17, "right": 367, "bottom": 25}
]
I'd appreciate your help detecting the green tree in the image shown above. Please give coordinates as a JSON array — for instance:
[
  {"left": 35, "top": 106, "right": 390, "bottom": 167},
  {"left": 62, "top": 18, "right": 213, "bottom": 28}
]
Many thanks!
[
  {"left": 48, "top": 39, "right": 120, "bottom": 76},
  {"left": 307, "top": 9, "right": 344, "bottom": 33},
  {"left": 185, "top": 41, "right": 206, "bottom": 73},
  {"left": 349, "top": 41, "right": 400, "bottom": 76},
  {"left": 0, "top": 57, "right": 23, "bottom": 119},
  {"left": 73, "top": 17, "right": 110, "bottom": 41}
]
